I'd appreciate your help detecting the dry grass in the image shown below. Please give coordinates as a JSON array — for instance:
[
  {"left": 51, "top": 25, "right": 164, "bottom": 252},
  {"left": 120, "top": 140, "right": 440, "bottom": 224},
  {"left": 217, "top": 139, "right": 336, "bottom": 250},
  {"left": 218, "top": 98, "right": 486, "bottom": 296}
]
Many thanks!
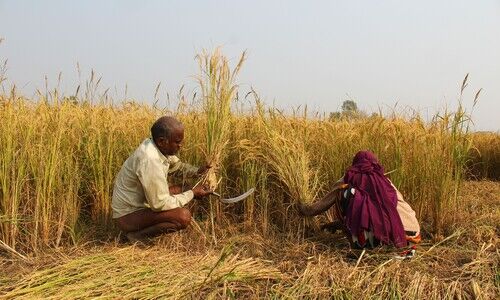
[
  {"left": 1, "top": 245, "right": 281, "bottom": 299},
  {"left": 1, "top": 182, "right": 498, "bottom": 299}
]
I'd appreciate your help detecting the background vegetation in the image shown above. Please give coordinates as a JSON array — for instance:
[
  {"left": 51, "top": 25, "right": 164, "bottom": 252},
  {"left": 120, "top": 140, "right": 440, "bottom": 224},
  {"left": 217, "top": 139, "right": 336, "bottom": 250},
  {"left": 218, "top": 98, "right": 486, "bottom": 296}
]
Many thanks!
[
  {"left": 0, "top": 71, "right": 493, "bottom": 249},
  {"left": 0, "top": 49, "right": 498, "bottom": 298}
]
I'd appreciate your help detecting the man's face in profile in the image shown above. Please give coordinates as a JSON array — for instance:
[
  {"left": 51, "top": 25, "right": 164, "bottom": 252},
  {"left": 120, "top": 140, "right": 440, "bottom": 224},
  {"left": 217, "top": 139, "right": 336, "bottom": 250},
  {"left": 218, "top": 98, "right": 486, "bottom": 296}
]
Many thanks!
[{"left": 157, "top": 127, "right": 184, "bottom": 156}]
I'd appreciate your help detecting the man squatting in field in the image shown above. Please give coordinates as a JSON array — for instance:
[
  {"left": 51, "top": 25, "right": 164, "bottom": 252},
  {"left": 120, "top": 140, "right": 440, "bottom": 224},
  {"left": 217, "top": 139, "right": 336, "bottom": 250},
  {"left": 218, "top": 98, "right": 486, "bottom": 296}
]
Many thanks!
[{"left": 111, "top": 116, "right": 212, "bottom": 241}]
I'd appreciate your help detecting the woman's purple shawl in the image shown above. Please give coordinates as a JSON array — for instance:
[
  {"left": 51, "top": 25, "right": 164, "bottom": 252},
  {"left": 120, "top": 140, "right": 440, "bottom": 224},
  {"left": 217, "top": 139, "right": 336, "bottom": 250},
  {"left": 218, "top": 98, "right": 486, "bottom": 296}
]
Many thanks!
[{"left": 343, "top": 151, "right": 407, "bottom": 248}]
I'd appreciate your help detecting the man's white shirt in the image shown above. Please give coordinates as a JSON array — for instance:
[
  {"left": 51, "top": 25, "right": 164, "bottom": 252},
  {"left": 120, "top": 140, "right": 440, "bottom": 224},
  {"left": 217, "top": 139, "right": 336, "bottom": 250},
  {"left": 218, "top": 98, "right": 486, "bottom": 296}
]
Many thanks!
[{"left": 112, "top": 138, "right": 198, "bottom": 218}]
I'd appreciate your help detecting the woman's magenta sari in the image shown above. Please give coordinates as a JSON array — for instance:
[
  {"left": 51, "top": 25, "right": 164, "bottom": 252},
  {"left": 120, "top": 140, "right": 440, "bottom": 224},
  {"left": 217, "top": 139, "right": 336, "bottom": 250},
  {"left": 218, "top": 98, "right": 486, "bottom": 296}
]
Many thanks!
[{"left": 343, "top": 151, "right": 407, "bottom": 248}]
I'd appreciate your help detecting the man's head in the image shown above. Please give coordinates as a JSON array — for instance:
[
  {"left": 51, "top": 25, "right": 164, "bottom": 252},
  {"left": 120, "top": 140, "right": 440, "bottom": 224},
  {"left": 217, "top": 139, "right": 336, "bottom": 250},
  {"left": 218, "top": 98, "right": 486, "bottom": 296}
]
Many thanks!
[{"left": 151, "top": 116, "right": 184, "bottom": 156}]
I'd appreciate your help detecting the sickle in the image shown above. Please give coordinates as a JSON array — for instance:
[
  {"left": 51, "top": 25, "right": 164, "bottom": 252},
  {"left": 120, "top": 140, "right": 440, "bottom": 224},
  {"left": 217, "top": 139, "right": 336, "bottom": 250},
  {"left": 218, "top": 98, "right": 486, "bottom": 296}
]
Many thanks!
[{"left": 212, "top": 188, "right": 255, "bottom": 204}]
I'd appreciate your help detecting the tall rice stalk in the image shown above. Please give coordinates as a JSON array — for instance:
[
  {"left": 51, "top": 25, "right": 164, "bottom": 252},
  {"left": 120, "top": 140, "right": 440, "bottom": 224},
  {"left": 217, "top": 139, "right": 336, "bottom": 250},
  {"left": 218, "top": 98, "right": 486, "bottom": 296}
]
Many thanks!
[
  {"left": 428, "top": 74, "right": 478, "bottom": 236},
  {"left": 231, "top": 117, "right": 264, "bottom": 230},
  {"left": 81, "top": 102, "right": 155, "bottom": 228},
  {"left": 0, "top": 91, "right": 84, "bottom": 251},
  {"left": 195, "top": 48, "right": 246, "bottom": 242},
  {"left": 254, "top": 97, "right": 321, "bottom": 206},
  {"left": 468, "top": 132, "right": 500, "bottom": 180},
  {"left": 82, "top": 106, "right": 120, "bottom": 227},
  {"left": 0, "top": 91, "right": 32, "bottom": 250},
  {"left": 250, "top": 96, "right": 322, "bottom": 236},
  {"left": 27, "top": 95, "right": 82, "bottom": 250},
  {"left": 196, "top": 48, "right": 246, "bottom": 190}
]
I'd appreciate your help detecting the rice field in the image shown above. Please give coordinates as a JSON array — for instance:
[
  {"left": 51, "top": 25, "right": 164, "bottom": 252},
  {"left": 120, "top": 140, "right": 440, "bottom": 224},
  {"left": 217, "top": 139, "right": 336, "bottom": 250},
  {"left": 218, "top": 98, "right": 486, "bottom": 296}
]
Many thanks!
[
  {"left": 0, "top": 50, "right": 498, "bottom": 299},
  {"left": 1, "top": 180, "right": 498, "bottom": 299}
]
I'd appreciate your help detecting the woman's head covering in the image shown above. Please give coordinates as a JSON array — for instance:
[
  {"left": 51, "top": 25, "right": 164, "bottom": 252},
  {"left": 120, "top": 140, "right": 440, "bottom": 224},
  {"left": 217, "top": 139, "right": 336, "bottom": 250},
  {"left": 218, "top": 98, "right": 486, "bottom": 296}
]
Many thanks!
[{"left": 343, "top": 150, "right": 407, "bottom": 248}]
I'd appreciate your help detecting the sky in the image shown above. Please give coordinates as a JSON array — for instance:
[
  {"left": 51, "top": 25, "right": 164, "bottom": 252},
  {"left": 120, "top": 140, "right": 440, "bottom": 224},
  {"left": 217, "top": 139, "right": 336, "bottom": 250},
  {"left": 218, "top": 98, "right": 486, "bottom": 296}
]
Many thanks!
[{"left": 0, "top": 0, "right": 499, "bottom": 131}]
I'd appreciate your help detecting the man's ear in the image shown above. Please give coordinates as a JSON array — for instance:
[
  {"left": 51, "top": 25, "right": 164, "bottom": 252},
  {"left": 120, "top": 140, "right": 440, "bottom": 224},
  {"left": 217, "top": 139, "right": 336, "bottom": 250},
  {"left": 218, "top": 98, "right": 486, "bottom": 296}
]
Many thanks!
[
  {"left": 154, "top": 136, "right": 165, "bottom": 146},
  {"left": 157, "top": 136, "right": 168, "bottom": 145}
]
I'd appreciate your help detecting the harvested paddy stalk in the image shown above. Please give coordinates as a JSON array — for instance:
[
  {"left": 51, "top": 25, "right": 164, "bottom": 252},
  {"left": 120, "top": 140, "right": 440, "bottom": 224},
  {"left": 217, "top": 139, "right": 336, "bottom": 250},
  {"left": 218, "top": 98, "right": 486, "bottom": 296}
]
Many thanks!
[
  {"left": 254, "top": 97, "right": 321, "bottom": 205},
  {"left": 1, "top": 246, "right": 282, "bottom": 299},
  {"left": 196, "top": 48, "right": 246, "bottom": 191}
]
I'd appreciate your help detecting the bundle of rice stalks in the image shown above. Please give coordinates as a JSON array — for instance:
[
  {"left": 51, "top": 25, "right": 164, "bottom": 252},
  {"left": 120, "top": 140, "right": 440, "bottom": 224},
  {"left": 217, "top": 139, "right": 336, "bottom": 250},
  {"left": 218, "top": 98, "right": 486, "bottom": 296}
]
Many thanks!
[
  {"left": 1, "top": 246, "right": 281, "bottom": 299},
  {"left": 195, "top": 48, "right": 246, "bottom": 191},
  {"left": 253, "top": 96, "right": 321, "bottom": 205}
]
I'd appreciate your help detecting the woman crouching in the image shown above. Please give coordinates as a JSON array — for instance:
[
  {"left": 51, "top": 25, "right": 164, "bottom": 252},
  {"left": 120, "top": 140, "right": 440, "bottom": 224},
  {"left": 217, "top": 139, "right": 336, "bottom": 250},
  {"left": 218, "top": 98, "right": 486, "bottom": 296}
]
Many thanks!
[{"left": 299, "top": 150, "right": 421, "bottom": 249}]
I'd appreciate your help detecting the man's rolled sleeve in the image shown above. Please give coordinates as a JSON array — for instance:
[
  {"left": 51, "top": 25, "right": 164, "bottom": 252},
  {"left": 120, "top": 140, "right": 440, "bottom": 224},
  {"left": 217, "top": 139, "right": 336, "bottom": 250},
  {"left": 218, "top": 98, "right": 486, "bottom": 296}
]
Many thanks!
[{"left": 136, "top": 159, "right": 194, "bottom": 211}]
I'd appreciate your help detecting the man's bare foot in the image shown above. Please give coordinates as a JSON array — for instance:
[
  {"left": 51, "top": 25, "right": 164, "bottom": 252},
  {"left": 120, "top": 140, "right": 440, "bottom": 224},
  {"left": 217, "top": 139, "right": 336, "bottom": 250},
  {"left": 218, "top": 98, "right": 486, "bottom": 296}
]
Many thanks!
[{"left": 125, "top": 231, "right": 144, "bottom": 244}]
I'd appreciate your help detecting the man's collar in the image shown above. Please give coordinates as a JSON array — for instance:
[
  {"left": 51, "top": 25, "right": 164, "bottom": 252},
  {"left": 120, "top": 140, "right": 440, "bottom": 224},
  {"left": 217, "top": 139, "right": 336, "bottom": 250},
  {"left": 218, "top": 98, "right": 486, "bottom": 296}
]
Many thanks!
[
  {"left": 149, "top": 138, "right": 168, "bottom": 163},
  {"left": 149, "top": 138, "right": 177, "bottom": 165}
]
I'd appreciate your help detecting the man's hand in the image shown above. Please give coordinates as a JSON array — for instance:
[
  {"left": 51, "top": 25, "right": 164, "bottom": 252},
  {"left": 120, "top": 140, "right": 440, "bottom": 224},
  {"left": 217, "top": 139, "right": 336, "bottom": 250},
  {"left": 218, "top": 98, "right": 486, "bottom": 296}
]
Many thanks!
[
  {"left": 196, "top": 164, "right": 212, "bottom": 175},
  {"left": 192, "top": 184, "right": 212, "bottom": 198}
]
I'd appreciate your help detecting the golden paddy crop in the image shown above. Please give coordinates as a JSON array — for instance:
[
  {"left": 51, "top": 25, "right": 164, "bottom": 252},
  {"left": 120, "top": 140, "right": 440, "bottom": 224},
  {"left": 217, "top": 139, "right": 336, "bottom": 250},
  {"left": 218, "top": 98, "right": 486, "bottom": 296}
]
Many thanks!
[{"left": 0, "top": 49, "right": 498, "bottom": 299}]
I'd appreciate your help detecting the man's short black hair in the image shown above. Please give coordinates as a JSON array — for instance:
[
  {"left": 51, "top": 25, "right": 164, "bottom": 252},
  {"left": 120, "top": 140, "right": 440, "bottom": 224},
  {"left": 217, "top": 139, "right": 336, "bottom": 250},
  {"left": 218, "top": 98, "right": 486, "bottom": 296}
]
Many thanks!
[{"left": 151, "top": 116, "right": 183, "bottom": 142}]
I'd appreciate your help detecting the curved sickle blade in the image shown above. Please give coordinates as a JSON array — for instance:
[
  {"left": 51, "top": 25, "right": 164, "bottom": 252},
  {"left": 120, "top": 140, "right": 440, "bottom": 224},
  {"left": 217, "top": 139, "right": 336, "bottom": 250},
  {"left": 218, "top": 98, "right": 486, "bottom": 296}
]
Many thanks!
[{"left": 219, "top": 188, "right": 255, "bottom": 204}]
